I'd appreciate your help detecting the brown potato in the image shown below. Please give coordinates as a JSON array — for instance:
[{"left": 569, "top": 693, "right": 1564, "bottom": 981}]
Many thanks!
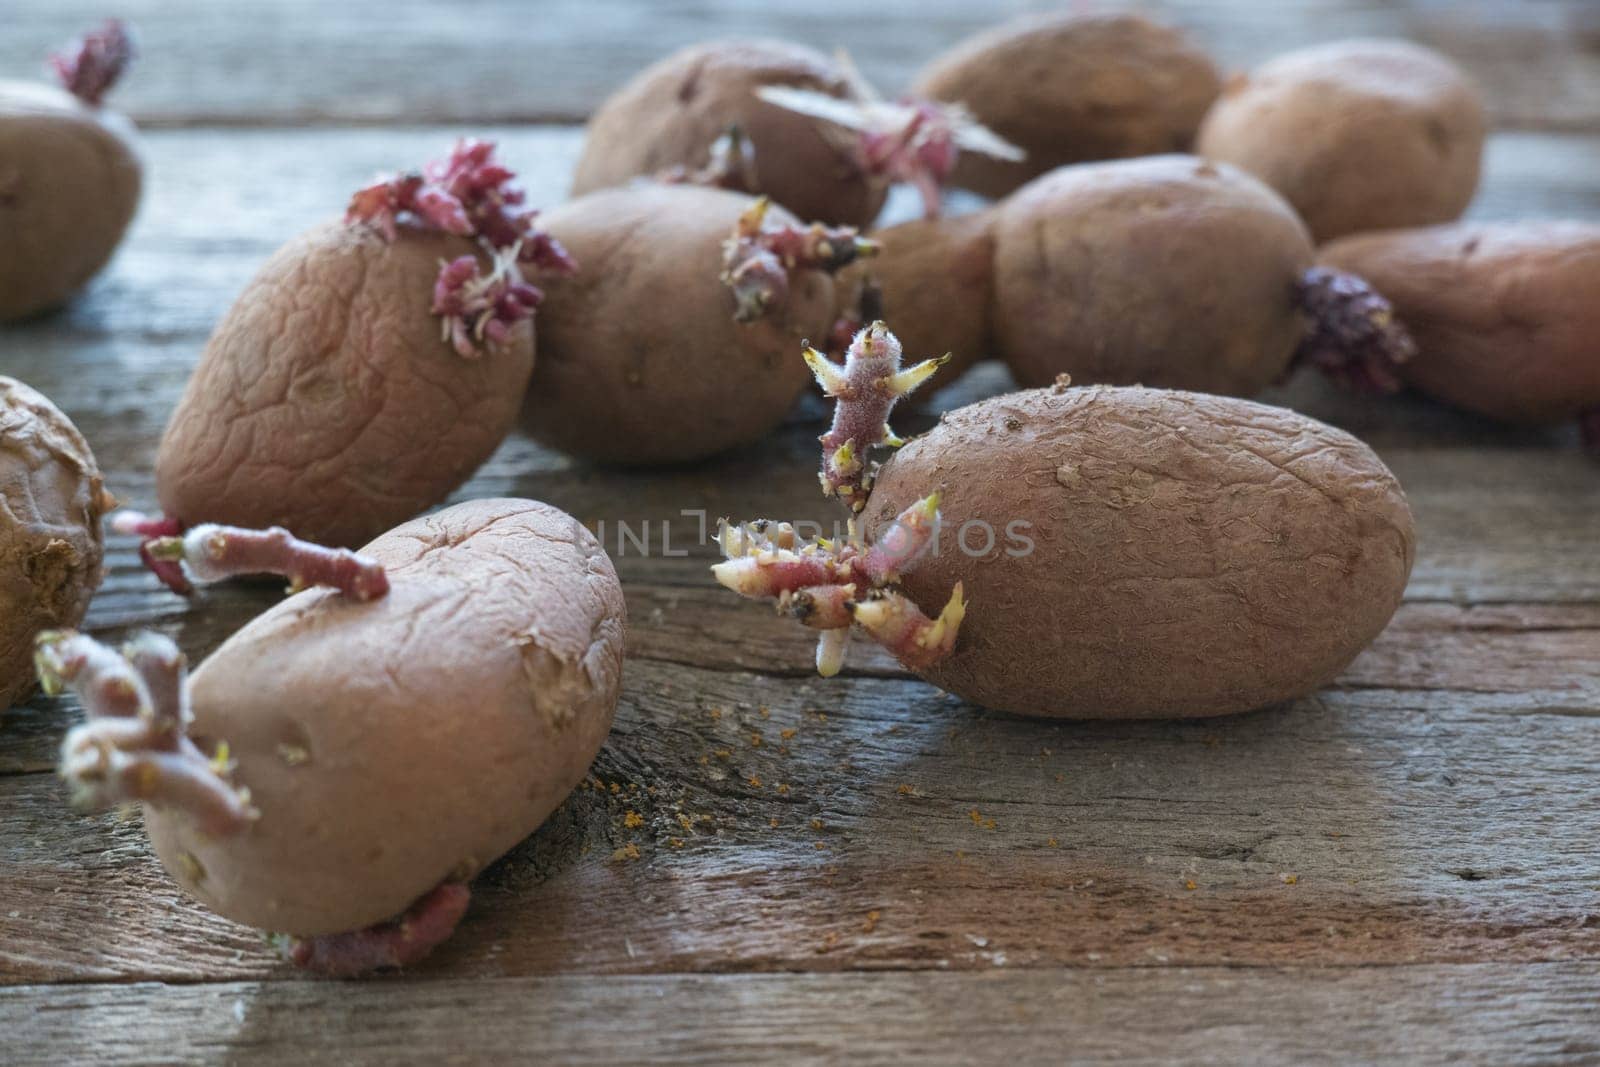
[
  {"left": 0, "top": 81, "right": 141, "bottom": 321},
  {"left": 1196, "top": 39, "right": 1485, "bottom": 243},
  {"left": 521, "top": 184, "right": 829, "bottom": 464},
  {"left": 991, "top": 156, "right": 1314, "bottom": 396},
  {"left": 1319, "top": 222, "right": 1600, "bottom": 426},
  {"left": 862, "top": 385, "right": 1414, "bottom": 719},
  {"left": 835, "top": 212, "right": 997, "bottom": 394},
  {"left": 156, "top": 221, "right": 535, "bottom": 547},
  {"left": 145, "top": 498, "right": 626, "bottom": 936},
  {"left": 912, "top": 13, "right": 1221, "bottom": 200},
  {"left": 571, "top": 40, "right": 886, "bottom": 228},
  {"left": 0, "top": 377, "right": 113, "bottom": 709}
]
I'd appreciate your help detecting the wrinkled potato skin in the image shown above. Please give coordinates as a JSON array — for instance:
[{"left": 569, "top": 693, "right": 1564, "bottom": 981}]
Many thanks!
[
  {"left": 1196, "top": 40, "right": 1485, "bottom": 243},
  {"left": 993, "top": 156, "right": 1312, "bottom": 396},
  {"left": 0, "top": 378, "right": 112, "bottom": 708},
  {"left": 837, "top": 212, "right": 997, "bottom": 394},
  {"left": 1319, "top": 222, "right": 1600, "bottom": 424},
  {"left": 863, "top": 386, "right": 1414, "bottom": 719},
  {"left": 522, "top": 185, "right": 827, "bottom": 464},
  {"left": 157, "top": 222, "right": 534, "bottom": 547},
  {"left": 146, "top": 498, "right": 626, "bottom": 936},
  {"left": 571, "top": 40, "right": 886, "bottom": 228},
  {"left": 0, "top": 81, "right": 142, "bottom": 321},
  {"left": 913, "top": 13, "right": 1221, "bottom": 200}
]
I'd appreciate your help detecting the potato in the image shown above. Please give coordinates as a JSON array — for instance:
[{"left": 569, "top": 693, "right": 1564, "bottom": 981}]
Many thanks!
[
  {"left": 0, "top": 378, "right": 113, "bottom": 708},
  {"left": 912, "top": 12, "right": 1221, "bottom": 200},
  {"left": 861, "top": 384, "right": 1414, "bottom": 718},
  {"left": 156, "top": 221, "right": 535, "bottom": 547},
  {"left": 1319, "top": 222, "right": 1600, "bottom": 428},
  {"left": 143, "top": 498, "right": 626, "bottom": 937},
  {"left": 521, "top": 184, "right": 833, "bottom": 464},
  {"left": 835, "top": 212, "right": 997, "bottom": 394},
  {"left": 991, "top": 156, "right": 1314, "bottom": 396},
  {"left": 0, "top": 81, "right": 141, "bottom": 321},
  {"left": 1196, "top": 39, "right": 1486, "bottom": 243},
  {"left": 571, "top": 40, "right": 886, "bottom": 228}
]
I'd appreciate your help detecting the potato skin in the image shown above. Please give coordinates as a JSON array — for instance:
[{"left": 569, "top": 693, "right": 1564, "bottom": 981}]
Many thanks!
[
  {"left": 992, "top": 156, "right": 1312, "bottom": 396},
  {"left": 862, "top": 386, "right": 1414, "bottom": 719},
  {"left": 571, "top": 40, "right": 886, "bottom": 228},
  {"left": 1319, "top": 222, "right": 1600, "bottom": 425},
  {"left": 0, "top": 81, "right": 142, "bottom": 321},
  {"left": 145, "top": 498, "right": 626, "bottom": 936},
  {"left": 913, "top": 13, "right": 1221, "bottom": 200},
  {"left": 837, "top": 212, "right": 997, "bottom": 394},
  {"left": 1196, "top": 39, "right": 1485, "bottom": 243},
  {"left": 157, "top": 221, "right": 534, "bottom": 547},
  {"left": 521, "top": 185, "right": 827, "bottom": 464},
  {"left": 0, "top": 378, "right": 112, "bottom": 709}
]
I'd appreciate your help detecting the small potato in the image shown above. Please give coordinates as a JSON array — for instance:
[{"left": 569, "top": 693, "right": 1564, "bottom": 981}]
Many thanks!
[
  {"left": 992, "top": 156, "right": 1314, "bottom": 396},
  {"left": 835, "top": 212, "right": 997, "bottom": 395},
  {"left": 521, "top": 184, "right": 834, "bottom": 464},
  {"left": 862, "top": 385, "right": 1415, "bottom": 719},
  {"left": 0, "top": 378, "right": 113, "bottom": 708},
  {"left": 156, "top": 222, "right": 535, "bottom": 547},
  {"left": 0, "top": 81, "right": 141, "bottom": 321},
  {"left": 1319, "top": 222, "right": 1600, "bottom": 429},
  {"left": 913, "top": 13, "right": 1222, "bottom": 200},
  {"left": 572, "top": 40, "right": 886, "bottom": 228},
  {"left": 144, "top": 498, "right": 626, "bottom": 937},
  {"left": 1196, "top": 39, "right": 1486, "bottom": 243}
]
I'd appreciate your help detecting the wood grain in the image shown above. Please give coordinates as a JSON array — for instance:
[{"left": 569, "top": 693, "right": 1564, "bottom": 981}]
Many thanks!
[
  {"left": 1, "top": 1, "right": 1597, "bottom": 130},
  {"left": 5, "top": 965, "right": 1600, "bottom": 1066}
]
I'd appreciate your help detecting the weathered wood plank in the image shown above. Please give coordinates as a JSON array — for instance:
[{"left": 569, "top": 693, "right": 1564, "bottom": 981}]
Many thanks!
[
  {"left": 6, "top": 639, "right": 1600, "bottom": 984},
  {"left": 5, "top": 965, "right": 1600, "bottom": 1067},
  {"left": 1, "top": 1, "right": 1596, "bottom": 130}
]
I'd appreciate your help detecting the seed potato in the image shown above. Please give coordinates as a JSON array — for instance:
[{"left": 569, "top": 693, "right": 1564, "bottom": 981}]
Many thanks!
[
  {"left": 862, "top": 385, "right": 1415, "bottom": 719},
  {"left": 145, "top": 498, "right": 626, "bottom": 936}
]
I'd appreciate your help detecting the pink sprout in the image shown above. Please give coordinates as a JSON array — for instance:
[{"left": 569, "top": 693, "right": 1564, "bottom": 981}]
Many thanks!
[
  {"left": 48, "top": 19, "right": 135, "bottom": 107},
  {"left": 431, "top": 248, "right": 544, "bottom": 359}
]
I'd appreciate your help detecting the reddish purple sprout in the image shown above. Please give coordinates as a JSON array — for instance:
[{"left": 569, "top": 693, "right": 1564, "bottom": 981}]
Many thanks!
[
  {"left": 48, "top": 19, "right": 135, "bottom": 107},
  {"left": 345, "top": 173, "right": 473, "bottom": 242},
  {"left": 147, "top": 524, "right": 390, "bottom": 601},
  {"left": 111, "top": 511, "right": 193, "bottom": 595},
  {"left": 860, "top": 101, "right": 960, "bottom": 220},
  {"left": 1293, "top": 267, "right": 1418, "bottom": 394},
  {"left": 720, "top": 198, "right": 877, "bottom": 323},
  {"left": 432, "top": 249, "right": 544, "bottom": 359},
  {"left": 277, "top": 883, "right": 472, "bottom": 977},
  {"left": 805, "top": 322, "right": 947, "bottom": 510}
]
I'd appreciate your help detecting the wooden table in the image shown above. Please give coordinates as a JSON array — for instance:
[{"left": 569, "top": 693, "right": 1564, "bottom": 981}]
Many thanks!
[{"left": 3, "top": 3, "right": 1599, "bottom": 1063}]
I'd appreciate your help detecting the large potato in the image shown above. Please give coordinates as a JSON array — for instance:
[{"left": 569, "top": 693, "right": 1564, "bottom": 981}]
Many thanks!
[
  {"left": 835, "top": 212, "right": 997, "bottom": 395},
  {"left": 862, "top": 385, "right": 1414, "bottom": 719},
  {"left": 571, "top": 40, "right": 886, "bottom": 228},
  {"left": 145, "top": 498, "right": 626, "bottom": 936},
  {"left": 913, "top": 13, "right": 1222, "bottom": 200},
  {"left": 1196, "top": 39, "right": 1485, "bottom": 243},
  {"left": 992, "top": 156, "right": 1313, "bottom": 396},
  {"left": 157, "top": 222, "right": 535, "bottom": 547},
  {"left": 1319, "top": 222, "right": 1600, "bottom": 426},
  {"left": 0, "top": 81, "right": 141, "bottom": 321},
  {"left": 521, "top": 184, "right": 828, "bottom": 464},
  {"left": 0, "top": 378, "right": 113, "bottom": 708}
]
